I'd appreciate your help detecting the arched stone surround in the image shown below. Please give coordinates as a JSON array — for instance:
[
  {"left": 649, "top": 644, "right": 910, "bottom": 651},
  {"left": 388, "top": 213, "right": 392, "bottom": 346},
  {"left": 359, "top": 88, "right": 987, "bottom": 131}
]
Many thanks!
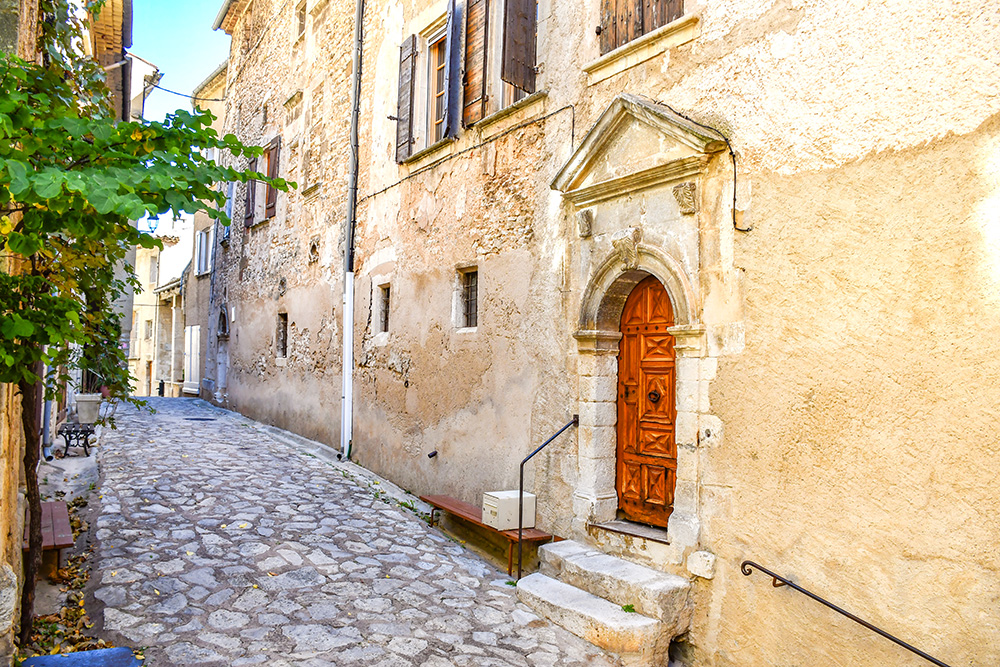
[{"left": 573, "top": 244, "right": 708, "bottom": 568}]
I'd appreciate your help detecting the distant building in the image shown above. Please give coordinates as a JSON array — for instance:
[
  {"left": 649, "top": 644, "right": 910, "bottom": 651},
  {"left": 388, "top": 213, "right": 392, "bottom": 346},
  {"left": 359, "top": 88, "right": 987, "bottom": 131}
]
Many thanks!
[{"left": 129, "top": 217, "right": 194, "bottom": 398}]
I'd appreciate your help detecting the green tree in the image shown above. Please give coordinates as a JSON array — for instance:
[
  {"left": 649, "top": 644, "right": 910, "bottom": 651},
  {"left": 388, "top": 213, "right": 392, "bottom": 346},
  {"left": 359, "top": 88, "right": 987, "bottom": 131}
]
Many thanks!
[{"left": 0, "top": 0, "right": 288, "bottom": 645}]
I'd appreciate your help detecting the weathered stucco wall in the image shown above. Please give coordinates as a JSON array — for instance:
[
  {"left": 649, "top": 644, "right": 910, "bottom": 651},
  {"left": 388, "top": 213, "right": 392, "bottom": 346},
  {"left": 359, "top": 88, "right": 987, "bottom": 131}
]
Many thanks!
[
  {"left": 210, "top": 0, "right": 999, "bottom": 664},
  {"left": 211, "top": 0, "right": 352, "bottom": 442}
]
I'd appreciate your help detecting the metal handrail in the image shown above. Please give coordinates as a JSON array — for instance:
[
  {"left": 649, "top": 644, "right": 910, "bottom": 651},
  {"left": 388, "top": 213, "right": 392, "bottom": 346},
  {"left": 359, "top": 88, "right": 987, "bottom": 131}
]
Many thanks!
[
  {"left": 517, "top": 415, "right": 578, "bottom": 580},
  {"left": 741, "top": 560, "right": 952, "bottom": 667}
]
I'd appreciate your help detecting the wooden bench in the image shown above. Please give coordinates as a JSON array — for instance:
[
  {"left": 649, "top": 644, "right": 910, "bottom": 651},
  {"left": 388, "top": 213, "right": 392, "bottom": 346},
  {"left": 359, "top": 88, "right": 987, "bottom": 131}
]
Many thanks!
[
  {"left": 419, "top": 494, "right": 555, "bottom": 575},
  {"left": 23, "top": 501, "right": 74, "bottom": 578}
]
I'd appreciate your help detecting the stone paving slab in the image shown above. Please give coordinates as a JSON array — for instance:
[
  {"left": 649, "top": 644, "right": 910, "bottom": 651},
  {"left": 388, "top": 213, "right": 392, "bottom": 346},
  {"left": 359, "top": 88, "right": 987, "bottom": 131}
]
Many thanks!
[{"left": 89, "top": 398, "right": 618, "bottom": 666}]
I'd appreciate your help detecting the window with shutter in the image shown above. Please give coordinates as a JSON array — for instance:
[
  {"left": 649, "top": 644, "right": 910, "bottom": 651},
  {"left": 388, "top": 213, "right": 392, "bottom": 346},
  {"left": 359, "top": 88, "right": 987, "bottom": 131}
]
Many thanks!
[
  {"left": 462, "top": 0, "right": 539, "bottom": 126},
  {"left": 501, "top": 0, "right": 538, "bottom": 94},
  {"left": 265, "top": 136, "right": 280, "bottom": 218},
  {"left": 395, "top": 34, "right": 417, "bottom": 162},
  {"left": 600, "top": 0, "right": 683, "bottom": 54},
  {"left": 244, "top": 158, "right": 257, "bottom": 226}
]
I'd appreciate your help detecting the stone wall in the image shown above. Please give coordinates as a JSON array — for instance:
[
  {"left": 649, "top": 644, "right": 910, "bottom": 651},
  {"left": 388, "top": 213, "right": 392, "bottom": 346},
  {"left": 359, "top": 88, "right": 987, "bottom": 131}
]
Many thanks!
[
  {"left": 209, "top": 0, "right": 352, "bottom": 443},
  {"left": 210, "top": 0, "right": 1000, "bottom": 664}
]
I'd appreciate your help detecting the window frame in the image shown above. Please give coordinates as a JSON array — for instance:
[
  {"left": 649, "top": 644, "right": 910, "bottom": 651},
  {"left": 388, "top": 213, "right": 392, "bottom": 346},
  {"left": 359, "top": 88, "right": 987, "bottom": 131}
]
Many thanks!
[
  {"left": 378, "top": 284, "right": 391, "bottom": 334},
  {"left": 195, "top": 228, "right": 213, "bottom": 276},
  {"left": 458, "top": 268, "right": 478, "bottom": 330},
  {"left": 276, "top": 312, "right": 289, "bottom": 358}
]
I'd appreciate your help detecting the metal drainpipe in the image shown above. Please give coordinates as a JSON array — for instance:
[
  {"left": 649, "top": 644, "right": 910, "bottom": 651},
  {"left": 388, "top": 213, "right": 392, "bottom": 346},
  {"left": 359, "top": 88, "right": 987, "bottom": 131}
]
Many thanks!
[{"left": 340, "top": 0, "right": 366, "bottom": 461}]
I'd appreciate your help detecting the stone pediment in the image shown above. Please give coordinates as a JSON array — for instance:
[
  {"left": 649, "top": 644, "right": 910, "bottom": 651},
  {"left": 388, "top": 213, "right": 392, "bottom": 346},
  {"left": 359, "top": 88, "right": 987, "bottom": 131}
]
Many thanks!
[{"left": 552, "top": 95, "right": 727, "bottom": 207}]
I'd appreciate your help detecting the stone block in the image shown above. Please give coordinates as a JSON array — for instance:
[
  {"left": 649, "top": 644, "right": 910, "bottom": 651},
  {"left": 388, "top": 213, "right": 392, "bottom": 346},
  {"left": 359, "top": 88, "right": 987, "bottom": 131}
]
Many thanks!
[
  {"left": 579, "top": 375, "right": 618, "bottom": 403},
  {"left": 578, "top": 456, "right": 616, "bottom": 493},
  {"left": 516, "top": 573, "right": 663, "bottom": 655},
  {"left": 675, "top": 412, "right": 698, "bottom": 447},
  {"left": 675, "top": 381, "right": 698, "bottom": 414},
  {"left": 579, "top": 401, "right": 617, "bottom": 428},
  {"left": 538, "top": 540, "right": 691, "bottom": 628},
  {"left": 686, "top": 551, "right": 716, "bottom": 580},
  {"left": 578, "top": 425, "right": 616, "bottom": 459},
  {"left": 700, "top": 357, "right": 718, "bottom": 381},
  {"left": 675, "top": 445, "right": 698, "bottom": 482},
  {"left": 675, "top": 357, "right": 699, "bottom": 383}
]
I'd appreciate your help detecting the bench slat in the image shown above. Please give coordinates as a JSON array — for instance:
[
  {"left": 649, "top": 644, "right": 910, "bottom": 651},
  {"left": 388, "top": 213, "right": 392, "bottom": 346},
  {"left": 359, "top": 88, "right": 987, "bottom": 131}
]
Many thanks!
[{"left": 23, "top": 501, "right": 74, "bottom": 551}]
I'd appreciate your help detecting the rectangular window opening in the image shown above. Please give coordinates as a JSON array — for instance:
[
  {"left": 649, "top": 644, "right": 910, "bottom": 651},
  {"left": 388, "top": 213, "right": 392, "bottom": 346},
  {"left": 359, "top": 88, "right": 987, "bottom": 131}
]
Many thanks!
[
  {"left": 379, "top": 284, "right": 391, "bottom": 333},
  {"left": 462, "top": 270, "right": 478, "bottom": 328},
  {"left": 277, "top": 313, "right": 288, "bottom": 358}
]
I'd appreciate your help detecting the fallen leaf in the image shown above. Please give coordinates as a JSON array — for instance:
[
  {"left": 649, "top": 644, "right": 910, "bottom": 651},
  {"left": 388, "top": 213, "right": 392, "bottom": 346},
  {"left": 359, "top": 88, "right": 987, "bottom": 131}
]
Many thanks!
[
  {"left": 267, "top": 572, "right": 276, "bottom": 576},
  {"left": 154, "top": 589, "right": 160, "bottom": 595},
  {"left": 185, "top": 551, "right": 193, "bottom": 556},
  {"left": 220, "top": 524, "right": 227, "bottom": 528},
  {"left": 239, "top": 523, "right": 249, "bottom": 528}
]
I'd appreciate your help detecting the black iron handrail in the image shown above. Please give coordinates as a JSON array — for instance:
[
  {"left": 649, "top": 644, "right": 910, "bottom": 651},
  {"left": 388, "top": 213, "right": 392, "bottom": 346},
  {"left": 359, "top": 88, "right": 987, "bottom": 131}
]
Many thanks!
[
  {"left": 517, "top": 415, "right": 578, "bottom": 580},
  {"left": 741, "top": 561, "right": 952, "bottom": 667}
]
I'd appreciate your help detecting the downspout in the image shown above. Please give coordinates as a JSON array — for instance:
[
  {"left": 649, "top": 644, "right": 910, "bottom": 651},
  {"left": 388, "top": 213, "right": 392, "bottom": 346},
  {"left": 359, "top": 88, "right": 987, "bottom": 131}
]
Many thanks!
[{"left": 340, "top": 0, "right": 365, "bottom": 460}]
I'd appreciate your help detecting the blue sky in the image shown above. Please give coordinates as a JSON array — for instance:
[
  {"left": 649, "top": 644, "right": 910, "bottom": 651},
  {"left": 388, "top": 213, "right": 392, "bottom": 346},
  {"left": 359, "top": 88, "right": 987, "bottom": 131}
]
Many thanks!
[{"left": 131, "top": 0, "right": 231, "bottom": 123}]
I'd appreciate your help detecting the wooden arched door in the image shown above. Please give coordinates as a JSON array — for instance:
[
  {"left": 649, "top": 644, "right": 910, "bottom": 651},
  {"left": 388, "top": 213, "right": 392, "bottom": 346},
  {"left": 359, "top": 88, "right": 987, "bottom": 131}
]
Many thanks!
[{"left": 617, "top": 275, "right": 677, "bottom": 528}]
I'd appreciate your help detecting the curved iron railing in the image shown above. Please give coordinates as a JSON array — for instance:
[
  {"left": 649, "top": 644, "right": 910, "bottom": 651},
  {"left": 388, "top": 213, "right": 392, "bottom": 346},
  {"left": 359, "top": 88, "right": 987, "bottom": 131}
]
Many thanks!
[
  {"left": 517, "top": 415, "right": 578, "bottom": 580},
  {"left": 741, "top": 560, "right": 952, "bottom": 667}
]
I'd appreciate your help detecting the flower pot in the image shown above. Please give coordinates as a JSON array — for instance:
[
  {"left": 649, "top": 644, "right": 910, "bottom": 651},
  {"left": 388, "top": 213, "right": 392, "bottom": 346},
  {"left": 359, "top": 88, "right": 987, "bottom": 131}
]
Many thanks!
[{"left": 76, "top": 393, "right": 102, "bottom": 424}]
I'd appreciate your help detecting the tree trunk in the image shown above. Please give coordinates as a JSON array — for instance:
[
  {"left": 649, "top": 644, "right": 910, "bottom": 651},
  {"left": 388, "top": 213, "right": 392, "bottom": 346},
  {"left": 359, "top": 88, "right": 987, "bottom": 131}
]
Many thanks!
[{"left": 17, "top": 363, "right": 42, "bottom": 647}]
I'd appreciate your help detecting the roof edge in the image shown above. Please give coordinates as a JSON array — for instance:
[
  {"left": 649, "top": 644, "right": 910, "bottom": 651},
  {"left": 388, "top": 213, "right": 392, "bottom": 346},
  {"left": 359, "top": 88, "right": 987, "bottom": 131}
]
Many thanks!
[
  {"left": 212, "top": 0, "right": 235, "bottom": 31},
  {"left": 192, "top": 59, "right": 229, "bottom": 99}
]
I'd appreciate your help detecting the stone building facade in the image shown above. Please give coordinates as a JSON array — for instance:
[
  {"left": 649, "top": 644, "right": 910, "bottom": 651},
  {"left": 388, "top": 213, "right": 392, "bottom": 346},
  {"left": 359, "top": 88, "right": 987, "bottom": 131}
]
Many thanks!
[{"left": 208, "top": 0, "right": 1000, "bottom": 665}]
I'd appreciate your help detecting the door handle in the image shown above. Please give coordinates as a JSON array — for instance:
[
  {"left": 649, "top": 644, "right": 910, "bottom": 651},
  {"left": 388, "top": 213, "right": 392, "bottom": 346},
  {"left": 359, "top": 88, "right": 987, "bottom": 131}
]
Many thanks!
[{"left": 648, "top": 390, "right": 661, "bottom": 403}]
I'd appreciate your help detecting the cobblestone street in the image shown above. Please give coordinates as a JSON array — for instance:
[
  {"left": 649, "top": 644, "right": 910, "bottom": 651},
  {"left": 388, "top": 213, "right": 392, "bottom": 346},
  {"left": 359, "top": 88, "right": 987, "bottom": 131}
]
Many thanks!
[{"left": 89, "top": 398, "right": 616, "bottom": 666}]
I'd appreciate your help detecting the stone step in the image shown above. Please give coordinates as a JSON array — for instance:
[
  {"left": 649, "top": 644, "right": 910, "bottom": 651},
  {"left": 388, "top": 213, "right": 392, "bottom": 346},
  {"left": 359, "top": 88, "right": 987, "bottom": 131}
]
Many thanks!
[
  {"left": 539, "top": 540, "right": 691, "bottom": 632},
  {"left": 516, "top": 572, "right": 665, "bottom": 658}
]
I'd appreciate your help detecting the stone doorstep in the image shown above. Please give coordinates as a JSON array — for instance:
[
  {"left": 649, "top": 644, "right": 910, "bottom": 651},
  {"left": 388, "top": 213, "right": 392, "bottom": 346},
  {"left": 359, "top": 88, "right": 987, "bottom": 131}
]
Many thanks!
[
  {"left": 539, "top": 540, "right": 691, "bottom": 633},
  {"left": 516, "top": 572, "right": 664, "bottom": 658}
]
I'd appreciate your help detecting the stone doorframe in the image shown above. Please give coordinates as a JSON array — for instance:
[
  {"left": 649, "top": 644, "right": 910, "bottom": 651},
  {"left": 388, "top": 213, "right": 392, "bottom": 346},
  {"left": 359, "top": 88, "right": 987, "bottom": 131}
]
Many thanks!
[{"left": 572, "top": 242, "right": 706, "bottom": 565}]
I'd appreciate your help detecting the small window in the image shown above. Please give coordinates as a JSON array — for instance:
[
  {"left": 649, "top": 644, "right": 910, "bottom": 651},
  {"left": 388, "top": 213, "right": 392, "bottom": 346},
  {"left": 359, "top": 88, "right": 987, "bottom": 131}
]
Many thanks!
[
  {"left": 296, "top": 1, "right": 307, "bottom": 40},
  {"left": 195, "top": 229, "right": 213, "bottom": 275},
  {"left": 145, "top": 320, "right": 153, "bottom": 339},
  {"left": 378, "top": 284, "right": 391, "bottom": 333},
  {"left": 276, "top": 313, "right": 288, "bottom": 358},
  {"left": 149, "top": 256, "right": 158, "bottom": 284},
  {"left": 461, "top": 270, "right": 478, "bottom": 328}
]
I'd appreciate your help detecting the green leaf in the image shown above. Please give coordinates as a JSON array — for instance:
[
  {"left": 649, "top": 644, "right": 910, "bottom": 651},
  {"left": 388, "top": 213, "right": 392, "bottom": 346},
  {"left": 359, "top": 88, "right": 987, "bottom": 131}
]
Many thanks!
[{"left": 6, "top": 159, "right": 30, "bottom": 196}]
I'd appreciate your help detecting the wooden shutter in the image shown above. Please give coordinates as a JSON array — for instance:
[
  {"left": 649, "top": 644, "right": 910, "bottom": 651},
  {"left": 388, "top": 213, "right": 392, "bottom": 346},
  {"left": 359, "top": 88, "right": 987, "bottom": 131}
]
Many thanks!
[
  {"left": 463, "top": 0, "right": 489, "bottom": 127},
  {"left": 265, "top": 136, "right": 280, "bottom": 218},
  {"left": 600, "top": 0, "right": 616, "bottom": 54},
  {"left": 396, "top": 34, "right": 417, "bottom": 162},
  {"left": 643, "top": 0, "right": 682, "bottom": 33},
  {"left": 244, "top": 157, "right": 257, "bottom": 226},
  {"left": 616, "top": 0, "right": 641, "bottom": 49},
  {"left": 501, "top": 0, "right": 537, "bottom": 94},
  {"left": 443, "top": 0, "right": 463, "bottom": 139}
]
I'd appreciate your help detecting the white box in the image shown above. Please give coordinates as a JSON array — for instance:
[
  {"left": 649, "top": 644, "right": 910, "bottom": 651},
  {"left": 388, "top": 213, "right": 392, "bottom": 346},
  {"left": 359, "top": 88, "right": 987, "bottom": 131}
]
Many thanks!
[{"left": 483, "top": 490, "right": 536, "bottom": 531}]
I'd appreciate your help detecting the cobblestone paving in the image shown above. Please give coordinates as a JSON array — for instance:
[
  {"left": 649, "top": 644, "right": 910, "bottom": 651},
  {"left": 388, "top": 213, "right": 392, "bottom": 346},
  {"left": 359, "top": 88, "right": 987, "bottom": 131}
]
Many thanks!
[{"left": 91, "top": 398, "right": 617, "bottom": 667}]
